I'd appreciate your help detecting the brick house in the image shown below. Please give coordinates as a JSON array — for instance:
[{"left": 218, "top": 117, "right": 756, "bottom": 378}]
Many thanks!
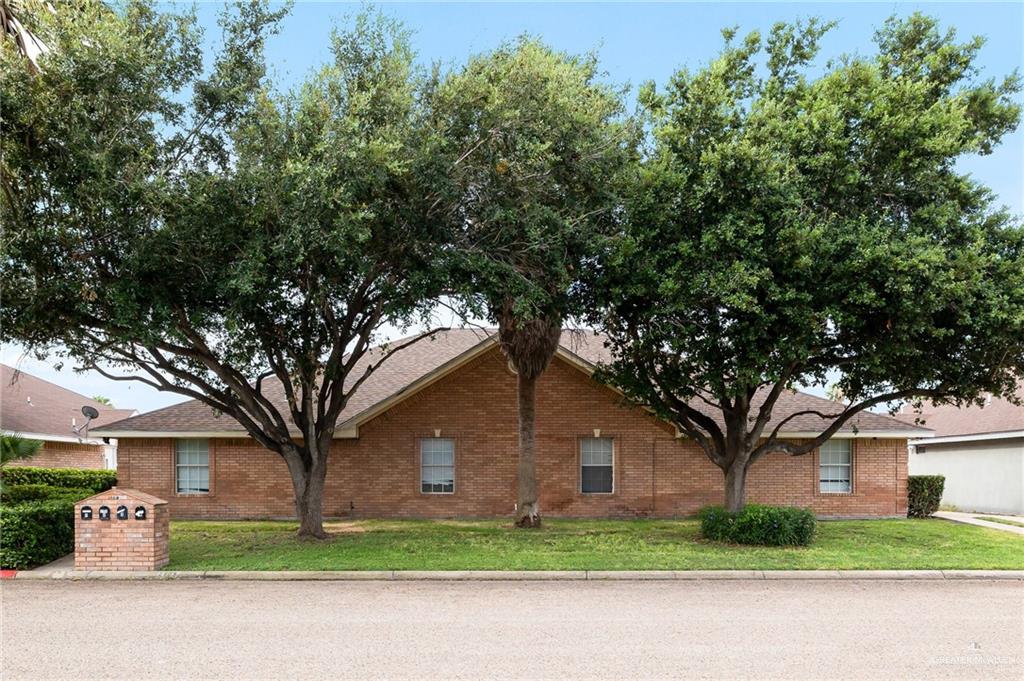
[
  {"left": 94, "top": 329, "right": 928, "bottom": 519},
  {"left": 2, "top": 364, "right": 136, "bottom": 469}
]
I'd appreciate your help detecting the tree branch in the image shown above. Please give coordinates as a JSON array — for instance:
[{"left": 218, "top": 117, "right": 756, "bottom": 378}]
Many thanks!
[{"left": 752, "top": 387, "right": 948, "bottom": 460}]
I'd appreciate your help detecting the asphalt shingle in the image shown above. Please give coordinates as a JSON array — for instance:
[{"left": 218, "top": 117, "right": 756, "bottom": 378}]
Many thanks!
[
  {"left": 93, "top": 328, "right": 926, "bottom": 437},
  {"left": 1, "top": 364, "right": 136, "bottom": 439},
  {"left": 896, "top": 383, "right": 1023, "bottom": 437}
]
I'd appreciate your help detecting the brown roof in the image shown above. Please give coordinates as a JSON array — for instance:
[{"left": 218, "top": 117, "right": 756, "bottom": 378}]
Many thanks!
[
  {"left": 897, "top": 382, "right": 1024, "bottom": 437},
  {"left": 1, "top": 364, "right": 136, "bottom": 440},
  {"left": 93, "top": 328, "right": 925, "bottom": 437}
]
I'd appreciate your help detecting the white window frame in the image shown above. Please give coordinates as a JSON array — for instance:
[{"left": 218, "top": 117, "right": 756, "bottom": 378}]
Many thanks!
[
  {"left": 420, "top": 438, "right": 455, "bottom": 495},
  {"left": 175, "top": 439, "right": 210, "bottom": 495},
  {"left": 819, "top": 439, "right": 852, "bottom": 494},
  {"left": 580, "top": 437, "right": 614, "bottom": 495}
]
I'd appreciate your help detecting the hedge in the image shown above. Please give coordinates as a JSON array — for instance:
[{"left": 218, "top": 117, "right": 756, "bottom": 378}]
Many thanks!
[
  {"left": 0, "top": 498, "right": 76, "bottom": 569},
  {"left": 1, "top": 484, "right": 96, "bottom": 505},
  {"left": 0, "top": 469, "right": 113, "bottom": 569},
  {"left": 699, "top": 504, "right": 817, "bottom": 546},
  {"left": 0, "top": 467, "right": 116, "bottom": 493},
  {"left": 908, "top": 475, "right": 945, "bottom": 518}
]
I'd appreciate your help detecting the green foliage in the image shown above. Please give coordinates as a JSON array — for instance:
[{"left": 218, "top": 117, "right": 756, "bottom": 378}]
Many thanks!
[
  {"left": 0, "top": 467, "right": 116, "bottom": 493},
  {"left": 426, "top": 36, "right": 636, "bottom": 524},
  {"left": 588, "top": 14, "right": 1024, "bottom": 504},
  {"left": 697, "top": 506, "right": 737, "bottom": 542},
  {"left": 0, "top": 435, "right": 43, "bottom": 468},
  {"left": 0, "top": 470, "right": 109, "bottom": 569},
  {"left": 0, "top": 1, "right": 450, "bottom": 535},
  {"left": 0, "top": 499, "right": 75, "bottom": 569},
  {"left": 907, "top": 475, "right": 946, "bottom": 518},
  {"left": 0, "top": 484, "right": 95, "bottom": 505},
  {"left": 699, "top": 505, "right": 817, "bottom": 546},
  {"left": 431, "top": 36, "right": 636, "bottom": 327},
  {"left": 165, "top": 518, "right": 1024, "bottom": 571}
]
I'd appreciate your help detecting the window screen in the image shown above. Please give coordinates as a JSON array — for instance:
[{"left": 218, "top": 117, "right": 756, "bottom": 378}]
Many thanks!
[
  {"left": 819, "top": 439, "right": 852, "bottom": 493},
  {"left": 581, "top": 437, "right": 613, "bottom": 494},
  {"left": 421, "top": 438, "right": 455, "bottom": 494},
  {"left": 176, "top": 440, "right": 210, "bottom": 494}
]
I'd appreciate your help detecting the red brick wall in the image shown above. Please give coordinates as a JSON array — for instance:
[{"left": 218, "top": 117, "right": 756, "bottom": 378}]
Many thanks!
[
  {"left": 116, "top": 348, "right": 908, "bottom": 519},
  {"left": 14, "top": 440, "right": 108, "bottom": 469},
  {"left": 75, "top": 489, "right": 169, "bottom": 571}
]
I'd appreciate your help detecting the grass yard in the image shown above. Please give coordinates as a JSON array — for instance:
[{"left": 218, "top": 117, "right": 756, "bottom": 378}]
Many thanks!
[{"left": 167, "top": 518, "right": 1024, "bottom": 571}]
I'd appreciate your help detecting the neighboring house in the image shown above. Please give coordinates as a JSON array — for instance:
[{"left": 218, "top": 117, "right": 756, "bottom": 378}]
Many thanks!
[
  {"left": 1, "top": 364, "right": 136, "bottom": 469},
  {"left": 903, "top": 384, "right": 1024, "bottom": 515},
  {"left": 93, "top": 329, "right": 928, "bottom": 520}
]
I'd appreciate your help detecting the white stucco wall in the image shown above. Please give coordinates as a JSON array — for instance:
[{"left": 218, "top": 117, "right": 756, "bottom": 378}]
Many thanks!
[{"left": 908, "top": 437, "right": 1024, "bottom": 514}]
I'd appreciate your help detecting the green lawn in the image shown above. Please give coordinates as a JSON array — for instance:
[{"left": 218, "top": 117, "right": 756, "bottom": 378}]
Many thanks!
[
  {"left": 976, "top": 516, "right": 1024, "bottom": 528},
  {"left": 167, "top": 518, "right": 1024, "bottom": 571}
]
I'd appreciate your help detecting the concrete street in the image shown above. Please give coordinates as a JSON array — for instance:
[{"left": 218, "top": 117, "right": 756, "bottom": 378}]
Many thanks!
[{"left": 2, "top": 580, "right": 1021, "bottom": 680}]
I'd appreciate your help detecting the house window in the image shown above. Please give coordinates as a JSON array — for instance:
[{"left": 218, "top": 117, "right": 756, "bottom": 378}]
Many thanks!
[
  {"left": 581, "top": 437, "right": 613, "bottom": 494},
  {"left": 175, "top": 440, "right": 210, "bottom": 494},
  {"left": 819, "top": 439, "right": 852, "bottom": 493},
  {"left": 421, "top": 438, "right": 454, "bottom": 494}
]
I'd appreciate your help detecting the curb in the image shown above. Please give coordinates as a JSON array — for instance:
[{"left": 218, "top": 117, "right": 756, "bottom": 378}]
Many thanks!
[{"left": 10, "top": 569, "right": 1024, "bottom": 582}]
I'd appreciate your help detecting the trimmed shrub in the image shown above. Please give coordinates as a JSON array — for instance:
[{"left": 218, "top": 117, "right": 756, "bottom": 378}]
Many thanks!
[
  {"left": 697, "top": 505, "right": 737, "bottom": 542},
  {"left": 699, "top": 504, "right": 817, "bottom": 546},
  {"left": 908, "top": 475, "right": 945, "bottom": 518},
  {"left": 0, "top": 467, "right": 116, "bottom": 493},
  {"left": 0, "top": 469, "right": 112, "bottom": 569},
  {"left": 1, "top": 484, "right": 95, "bottom": 505},
  {"left": 0, "top": 498, "right": 75, "bottom": 569}
]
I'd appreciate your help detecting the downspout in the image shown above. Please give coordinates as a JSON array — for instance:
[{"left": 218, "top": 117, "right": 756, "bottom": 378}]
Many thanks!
[{"left": 651, "top": 439, "right": 656, "bottom": 516}]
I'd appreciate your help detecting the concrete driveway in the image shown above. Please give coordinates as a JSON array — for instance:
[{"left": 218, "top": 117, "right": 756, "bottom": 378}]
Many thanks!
[{"left": 2, "top": 580, "right": 1021, "bottom": 680}]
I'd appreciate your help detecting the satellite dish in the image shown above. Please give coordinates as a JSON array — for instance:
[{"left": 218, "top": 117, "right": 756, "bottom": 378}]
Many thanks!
[{"left": 73, "top": 405, "right": 101, "bottom": 441}]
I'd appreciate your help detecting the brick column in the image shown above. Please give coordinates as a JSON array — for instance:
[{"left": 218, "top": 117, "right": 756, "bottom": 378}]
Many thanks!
[{"left": 75, "top": 487, "right": 169, "bottom": 571}]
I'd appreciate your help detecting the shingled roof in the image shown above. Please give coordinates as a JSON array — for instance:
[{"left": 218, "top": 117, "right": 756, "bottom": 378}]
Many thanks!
[
  {"left": 1, "top": 364, "right": 136, "bottom": 441},
  {"left": 93, "top": 328, "right": 926, "bottom": 439},
  {"left": 897, "top": 382, "right": 1024, "bottom": 438}
]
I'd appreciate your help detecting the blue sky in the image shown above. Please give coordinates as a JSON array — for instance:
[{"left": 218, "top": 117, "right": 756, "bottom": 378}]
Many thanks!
[{"left": 3, "top": 1, "right": 1022, "bottom": 414}]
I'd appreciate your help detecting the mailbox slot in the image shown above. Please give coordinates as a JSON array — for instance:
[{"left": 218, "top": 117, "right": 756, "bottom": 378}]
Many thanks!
[
  {"left": 116, "top": 505, "right": 129, "bottom": 520},
  {"left": 80, "top": 506, "right": 93, "bottom": 520},
  {"left": 134, "top": 506, "right": 147, "bottom": 520},
  {"left": 98, "top": 506, "right": 111, "bottom": 521}
]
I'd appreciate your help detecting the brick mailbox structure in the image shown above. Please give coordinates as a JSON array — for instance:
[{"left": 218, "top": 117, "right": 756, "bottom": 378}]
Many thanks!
[{"left": 75, "top": 488, "right": 169, "bottom": 571}]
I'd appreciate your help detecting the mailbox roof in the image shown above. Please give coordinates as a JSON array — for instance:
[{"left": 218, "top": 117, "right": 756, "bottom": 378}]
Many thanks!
[{"left": 76, "top": 487, "right": 167, "bottom": 506}]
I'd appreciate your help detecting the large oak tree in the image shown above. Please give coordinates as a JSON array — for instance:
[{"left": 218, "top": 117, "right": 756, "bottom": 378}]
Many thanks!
[
  {"left": 429, "top": 38, "right": 635, "bottom": 527},
  {"left": 588, "top": 15, "right": 1024, "bottom": 512},
  {"left": 1, "top": 2, "right": 447, "bottom": 536}
]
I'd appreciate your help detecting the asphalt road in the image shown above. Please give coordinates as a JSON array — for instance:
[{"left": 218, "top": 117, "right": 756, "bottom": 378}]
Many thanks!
[{"left": 2, "top": 580, "right": 1021, "bottom": 680}]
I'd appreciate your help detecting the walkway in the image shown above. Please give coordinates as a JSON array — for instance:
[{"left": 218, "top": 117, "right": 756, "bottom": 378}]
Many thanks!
[{"left": 935, "top": 511, "right": 1024, "bottom": 536}]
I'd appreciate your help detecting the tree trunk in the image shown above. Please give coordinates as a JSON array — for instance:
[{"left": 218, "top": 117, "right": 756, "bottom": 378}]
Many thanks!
[
  {"left": 514, "top": 371, "right": 541, "bottom": 528},
  {"left": 284, "top": 446, "right": 328, "bottom": 539},
  {"left": 723, "top": 460, "right": 748, "bottom": 513}
]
